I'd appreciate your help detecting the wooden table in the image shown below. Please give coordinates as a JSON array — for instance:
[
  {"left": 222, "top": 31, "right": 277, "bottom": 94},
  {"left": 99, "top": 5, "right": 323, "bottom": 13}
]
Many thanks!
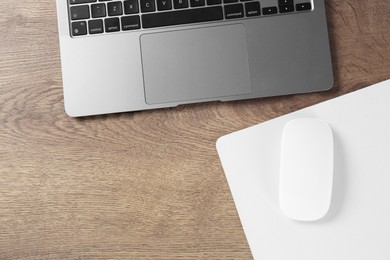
[{"left": 1, "top": 1, "right": 390, "bottom": 258}]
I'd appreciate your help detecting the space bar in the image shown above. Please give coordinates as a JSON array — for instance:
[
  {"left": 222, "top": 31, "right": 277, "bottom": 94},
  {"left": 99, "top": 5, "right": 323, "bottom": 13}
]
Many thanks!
[{"left": 142, "top": 7, "right": 224, "bottom": 29}]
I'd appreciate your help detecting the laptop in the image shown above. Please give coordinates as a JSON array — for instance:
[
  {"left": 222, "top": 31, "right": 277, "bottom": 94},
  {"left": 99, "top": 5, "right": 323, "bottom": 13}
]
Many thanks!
[{"left": 55, "top": 0, "right": 333, "bottom": 117}]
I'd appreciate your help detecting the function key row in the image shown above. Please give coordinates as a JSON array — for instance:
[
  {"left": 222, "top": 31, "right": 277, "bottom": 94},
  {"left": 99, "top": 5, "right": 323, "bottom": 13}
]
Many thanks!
[{"left": 70, "top": 0, "right": 137, "bottom": 4}]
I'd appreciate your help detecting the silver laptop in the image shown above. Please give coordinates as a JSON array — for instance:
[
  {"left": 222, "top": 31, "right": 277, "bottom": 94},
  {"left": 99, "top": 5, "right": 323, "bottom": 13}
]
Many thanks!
[{"left": 55, "top": 0, "right": 333, "bottom": 117}]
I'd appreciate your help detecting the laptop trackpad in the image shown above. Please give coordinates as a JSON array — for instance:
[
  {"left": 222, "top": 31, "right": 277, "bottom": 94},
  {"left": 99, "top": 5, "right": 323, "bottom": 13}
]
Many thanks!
[{"left": 140, "top": 24, "right": 251, "bottom": 105}]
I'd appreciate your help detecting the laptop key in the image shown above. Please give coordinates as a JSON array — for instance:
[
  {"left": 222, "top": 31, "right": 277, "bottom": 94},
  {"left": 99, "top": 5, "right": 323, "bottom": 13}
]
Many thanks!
[
  {"left": 207, "top": 0, "right": 221, "bottom": 5},
  {"left": 124, "top": 0, "right": 139, "bottom": 14},
  {"left": 142, "top": 6, "right": 223, "bottom": 28},
  {"left": 107, "top": 1, "right": 123, "bottom": 16},
  {"left": 173, "top": 0, "right": 189, "bottom": 9},
  {"left": 190, "top": 0, "right": 205, "bottom": 7},
  {"left": 225, "top": 4, "right": 244, "bottom": 19},
  {"left": 71, "top": 21, "right": 87, "bottom": 36},
  {"left": 224, "top": 0, "right": 238, "bottom": 3},
  {"left": 91, "top": 3, "right": 106, "bottom": 18},
  {"left": 105, "top": 17, "right": 120, "bottom": 32},
  {"left": 140, "top": 0, "right": 156, "bottom": 12},
  {"left": 70, "top": 0, "right": 96, "bottom": 5},
  {"left": 296, "top": 2, "right": 312, "bottom": 11},
  {"left": 121, "top": 16, "right": 141, "bottom": 30},
  {"left": 157, "top": 0, "right": 172, "bottom": 10},
  {"left": 70, "top": 5, "right": 90, "bottom": 20},
  {"left": 88, "top": 19, "right": 104, "bottom": 34},
  {"left": 279, "top": 4, "right": 294, "bottom": 13},
  {"left": 278, "top": 0, "right": 293, "bottom": 5},
  {"left": 262, "top": 6, "right": 277, "bottom": 15},
  {"left": 245, "top": 1, "right": 260, "bottom": 17}
]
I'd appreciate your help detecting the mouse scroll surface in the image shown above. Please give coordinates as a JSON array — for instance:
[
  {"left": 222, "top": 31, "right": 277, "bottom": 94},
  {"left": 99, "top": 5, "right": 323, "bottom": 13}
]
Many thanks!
[{"left": 279, "top": 118, "right": 334, "bottom": 221}]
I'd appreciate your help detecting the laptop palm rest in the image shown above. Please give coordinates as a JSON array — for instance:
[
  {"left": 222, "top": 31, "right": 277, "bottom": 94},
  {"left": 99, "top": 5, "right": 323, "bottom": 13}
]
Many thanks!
[{"left": 140, "top": 24, "right": 251, "bottom": 105}]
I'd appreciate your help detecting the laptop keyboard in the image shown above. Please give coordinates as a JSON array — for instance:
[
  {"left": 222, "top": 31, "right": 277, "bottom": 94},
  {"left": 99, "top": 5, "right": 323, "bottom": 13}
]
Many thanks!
[{"left": 68, "top": 0, "right": 312, "bottom": 36}]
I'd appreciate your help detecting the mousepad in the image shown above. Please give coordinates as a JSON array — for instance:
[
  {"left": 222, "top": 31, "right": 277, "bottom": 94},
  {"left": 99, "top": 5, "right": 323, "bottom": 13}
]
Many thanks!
[{"left": 216, "top": 80, "right": 390, "bottom": 259}]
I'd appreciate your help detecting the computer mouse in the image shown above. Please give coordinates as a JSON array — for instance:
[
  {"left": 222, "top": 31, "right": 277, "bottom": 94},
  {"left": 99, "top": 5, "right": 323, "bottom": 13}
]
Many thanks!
[{"left": 279, "top": 118, "right": 334, "bottom": 221}]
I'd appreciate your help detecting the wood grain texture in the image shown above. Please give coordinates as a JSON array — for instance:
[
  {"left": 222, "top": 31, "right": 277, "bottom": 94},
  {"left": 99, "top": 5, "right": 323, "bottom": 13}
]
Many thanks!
[{"left": 1, "top": 0, "right": 390, "bottom": 259}]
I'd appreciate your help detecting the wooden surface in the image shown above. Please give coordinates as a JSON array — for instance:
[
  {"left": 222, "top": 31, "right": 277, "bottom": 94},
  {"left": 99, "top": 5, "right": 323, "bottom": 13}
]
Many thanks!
[{"left": 1, "top": 0, "right": 390, "bottom": 259}]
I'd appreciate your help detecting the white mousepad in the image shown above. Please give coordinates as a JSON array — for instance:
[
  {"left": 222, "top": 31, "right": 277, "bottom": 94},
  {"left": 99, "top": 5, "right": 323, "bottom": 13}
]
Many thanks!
[{"left": 216, "top": 80, "right": 390, "bottom": 260}]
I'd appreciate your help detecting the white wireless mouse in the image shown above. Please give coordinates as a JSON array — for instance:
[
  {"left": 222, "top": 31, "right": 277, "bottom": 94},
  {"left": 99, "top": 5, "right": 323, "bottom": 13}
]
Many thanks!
[{"left": 279, "top": 118, "right": 334, "bottom": 221}]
